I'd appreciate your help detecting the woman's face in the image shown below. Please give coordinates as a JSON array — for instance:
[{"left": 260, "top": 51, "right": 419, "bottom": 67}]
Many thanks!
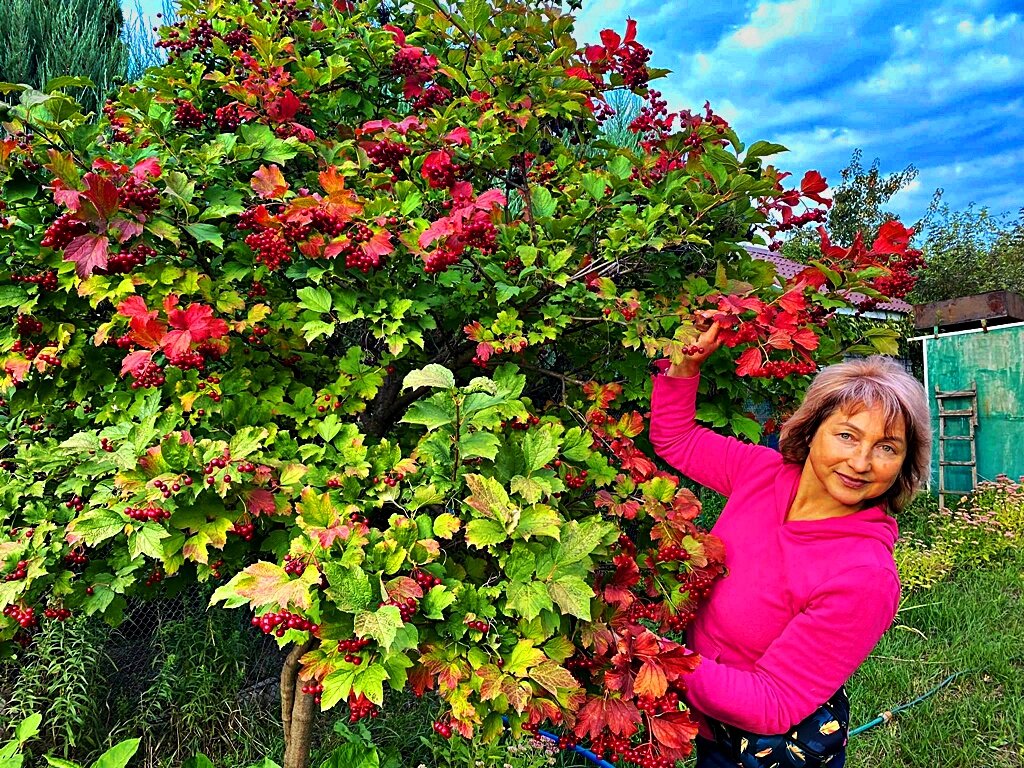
[{"left": 805, "top": 402, "right": 907, "bottom": 511}]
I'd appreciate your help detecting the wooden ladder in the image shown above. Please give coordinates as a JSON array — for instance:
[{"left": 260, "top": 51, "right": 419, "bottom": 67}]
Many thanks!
[{"left": 935, "top": 383, "right": 978, "bottom": 512}]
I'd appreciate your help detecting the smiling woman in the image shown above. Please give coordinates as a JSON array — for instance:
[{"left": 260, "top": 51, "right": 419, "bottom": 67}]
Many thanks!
[{"left": 649, "top": 331, "right": 932, "bottom": 767}]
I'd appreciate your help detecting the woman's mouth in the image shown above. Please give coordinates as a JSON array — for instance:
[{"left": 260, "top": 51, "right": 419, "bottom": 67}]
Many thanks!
[{"left": 836, "top": 472, "right": 868, "bottom": 489}]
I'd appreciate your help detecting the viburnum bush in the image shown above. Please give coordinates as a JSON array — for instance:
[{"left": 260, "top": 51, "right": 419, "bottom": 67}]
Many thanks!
[{"left": 0, "top": 1, "right": 919, "bottom": 766}]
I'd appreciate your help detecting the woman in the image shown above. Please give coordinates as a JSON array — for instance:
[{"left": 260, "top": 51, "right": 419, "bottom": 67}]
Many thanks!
[{"left": 649, "top": 323, "right": 931, "bottom": 768}]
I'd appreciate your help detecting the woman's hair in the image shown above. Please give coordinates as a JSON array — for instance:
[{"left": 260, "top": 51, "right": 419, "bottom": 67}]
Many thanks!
[{"left": 778, "top": 356, "right": 932, "bottom": 513}]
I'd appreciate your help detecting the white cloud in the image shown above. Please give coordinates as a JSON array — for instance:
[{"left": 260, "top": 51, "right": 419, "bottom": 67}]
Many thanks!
[
  {"left": 729, "top": 0, "right": 814, "bottom": 50},
  {"left": 956, "top": 13, "right": 1020, "bottom": 40}
]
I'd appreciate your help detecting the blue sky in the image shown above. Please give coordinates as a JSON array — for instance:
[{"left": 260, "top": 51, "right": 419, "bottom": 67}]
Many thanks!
[
  {"left": 126, "top": 0, "right": 1023, "bottom": 226},
  {"left": 573, "top": 0, "right": 1024, "bottom": 226}
]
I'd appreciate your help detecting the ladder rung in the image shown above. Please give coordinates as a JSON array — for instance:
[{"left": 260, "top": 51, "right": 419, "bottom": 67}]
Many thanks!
[
  {"left": 939, "top": 435, "right": 973, "bottom": 441},
  {"left": 940, "top": 460, "right": 975, "bottom": 466},
  {"left": 938, "top": 409, "right": 975, "bottom": 417},
  {"left": 940, "top": 489, "right": 973, "bottom": 496},
  {"left": 935, "top": 390, "right": 976, "bottom": 398}
]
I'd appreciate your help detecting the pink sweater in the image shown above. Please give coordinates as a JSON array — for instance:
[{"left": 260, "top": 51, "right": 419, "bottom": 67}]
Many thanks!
[{"left": 649, "top": 365, "right": 901, "bottom": 736}]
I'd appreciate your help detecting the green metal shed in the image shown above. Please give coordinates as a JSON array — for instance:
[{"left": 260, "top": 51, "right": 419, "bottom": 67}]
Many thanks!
[{"left": 910, "top": 318, "right": 1024, "bottom": 508}]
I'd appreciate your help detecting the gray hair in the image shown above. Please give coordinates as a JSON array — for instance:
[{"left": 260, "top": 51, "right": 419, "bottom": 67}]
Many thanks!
[{"left": 778, "top": 356, "right": 932, "bottom": 513}]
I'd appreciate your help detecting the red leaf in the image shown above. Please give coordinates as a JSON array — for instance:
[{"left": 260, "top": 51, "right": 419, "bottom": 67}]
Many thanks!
[
  {"left": 792, "top": 327, "right": 820, "bottom": 351},
  {"left": 251, "top": 164, "right": 289, "bottom": 199},
  {"left": 735, "top": 346, "right": 763, "bottom": 377},
  {"left": 120, "top": 349, "right": 153, "bottom": 377},
  {"left": 648, "top": 709, "right": 699, "bottom": 752},
  {"left": 52, "top": 181, "right": 82, "bottom": 211},
  {"left": 64, "top": 233, "right": 110, "bottom": 277},
  {"left": 777, "top": 289, "right": 806, "bottom": 315},
  {"left": 132, "top": 157, "right": 162, "bottom": 180},
  {"left": 81, "top": 173, "right": 120, "bottom": 221},
  {"left": 584, "top": 45, "right": 606, "bottom": 63},
  {"left": 408, "top": 664, "right": 435, "bottom": 697},
  {"left": 130, "top": 315, "right": 167, "bottom": 349},
  {"left": 871, "top": 220, "right": 914, "bottom": 255},
  {"left": 167, "top": 303, "right": 229, "bottom": 342},
  {"left": 766, "top": 328, "right": 793, "bottom": 350},
  {"left": 382, "top": 24, "right": 406, "bottom": 45},
  {"left": 634, "top": 659, "right": 668, "bottom": 697},
  {"left": 658, "top": 645, "right": 701, "bottom": 679},
  {"left": 118, "top": 295, "right": 152, "bottom": 322},
  {"left": 623, "top": 18, "right": 637, "bottom": 44},
  {"left": 267, "top": 90, "right": 302, "bottom": 123},
  {"left": 383, "top": 576, "right": 423, "bottom": 602},
  {"left": 362, "top": 230, "right": 394, "bottom": 259},
  {"left": 800, "top": 170, "right": 829, "bottom": 205},
  {"left": 161, "top": 329, "right": 192, "bottom": 357},
  {"left": 245, "top": 488, "right": 277, "bottom": 517},
  {"left": 599, "top": 28, "right": 621, "bottom": 52},
  {"left": 444, "top": 126, "right": 471, "bottom": 146},
  {"left": 574, "top": 695, "right": 640, "bottom": 740},
  {"left": 418, "top": 216, "right": 455, "bottom": 248}
]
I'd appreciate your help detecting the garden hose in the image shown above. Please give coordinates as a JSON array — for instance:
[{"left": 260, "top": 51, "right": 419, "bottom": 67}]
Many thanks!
[
  {"left": 505, "top": 671, "right": 969, "bottom": 767},
  {"left": 848, "top": 670, "right": 969, "bottom": 737}
]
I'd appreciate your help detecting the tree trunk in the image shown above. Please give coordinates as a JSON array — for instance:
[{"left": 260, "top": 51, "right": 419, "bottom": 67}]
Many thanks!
[{"left": 281, "top": 640, "right": 315, "bottom": 768}]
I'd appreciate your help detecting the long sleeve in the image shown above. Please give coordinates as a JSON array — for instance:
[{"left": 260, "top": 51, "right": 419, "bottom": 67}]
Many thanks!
[
  {"left": 684, "top": 565, "right": 901, "bottom": 735},
  {"left": 648, "top": 361, "right": 778, "bottom": 497}
]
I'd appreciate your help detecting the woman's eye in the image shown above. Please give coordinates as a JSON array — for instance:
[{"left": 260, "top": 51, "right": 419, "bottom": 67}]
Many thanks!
[
  {"left": 838, "top": 432, "right": 853, "bottom": 440},
  {"left": 880, "top": 444, "right": 896, "bottom": 454}
]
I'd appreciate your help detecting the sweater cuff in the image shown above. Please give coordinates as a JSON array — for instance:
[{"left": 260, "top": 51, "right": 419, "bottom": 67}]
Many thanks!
[{"left": 651, "top": 358, "right": 701, "bottom": 381}]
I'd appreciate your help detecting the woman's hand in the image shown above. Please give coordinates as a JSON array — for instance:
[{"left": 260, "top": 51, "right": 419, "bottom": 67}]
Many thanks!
[{"left": 666, "top": 322, "right": 722, "bottom": 378}]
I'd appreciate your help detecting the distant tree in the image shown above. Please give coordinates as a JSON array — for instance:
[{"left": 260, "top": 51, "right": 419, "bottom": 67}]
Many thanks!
[
  {"left": 0, "top": 0, "right": 128, "bottom": 116},
  {"left": 909, "top": 205, "right": 1024, "bottom": 303}
]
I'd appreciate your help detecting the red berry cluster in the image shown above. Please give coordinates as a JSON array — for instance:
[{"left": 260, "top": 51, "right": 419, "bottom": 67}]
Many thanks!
[
  {"left": 655, "top": 544, "right": 689, "bottom": 563},
  {"left": 104, "top": 244, "right": 155, "bottom": 275},
  {"left": 215, "top": 102, "right": 255, "bottom": 132},
  {"left": 565, "top": 654, "right": 599, "bottom": 674},
  {"left": 503, "top": 256, "right": 523, "bottom": 274},
  {"left": 121, "top": 182, "right": 160, "bottom": 215},
  {"left": 251, "top": 610, "right": 318, "bottom": 637},
  {"left": 309, "top": 209, "right": 346, "bottom": 237},
  {"left": 503, "top": 414, "right": 541, "bottom": 430},
  {"left": 4, "top": 560, "right": 28, "bottom": 581},
  {"left": 588, "top": 735, "right": 678, "bottom": 768},
  {"left": 412, "top": 84, "right": 452, "bottom": 111},
  {"left": 283, "top": 554, "right": 307, "bottom": 576},
  {"left": 382, "top": 596, "right": 418, "bottom": 622},
  {"left": 347, "top": 693, "right": 378, "bottom": 723},
  {"left": 130, "top": 360, "right": 166, "bottom": 389},
  {"left": 41, "top": 214, "right": 90, "bottom": 249},
  {"left": 411, "top": 569, "right": 441, "bottom": 590},
  {"left": 247, "top": 280, "right": 267, "bottom": 299},
  {"left": 232, "top": 518, "right": 255, "bottom": 540},
  {"left": 100, "top": 437, "right": 116, "bottom": 452},
  {"left": 564, "top": 469, "right": 588, "bottom": 489},
  {"left": 465, "top": 618, "right": 489, "bottom": 633},
  {"left": 125, "top": 504, "right": 171, "bottom": 522},
  {"left": 16, "top": 315, "right": 43, "bottom": 336},
  {"left": 244, "top": 229, "right": 291, "bottom": 270},
  {"left": 65, "top": 495, "right": 85, "bottom": 512},
  {"left": 423, "top": 244, "right": 462, "bottom": 274},
  {"left": 43, "top": 606, "right": 71, "bottom": 621},
  {"left": 64, "top": 548, "right": 88, "bottom": 566},
  {"left": 155, "top": 18, "right": 216, "bottom": 57},
  {"left": 366, "top": 139, "right": 411, "bottom": 171},
  {"left": 421, "top": 151, "right": 457, "bottom": 189},
  {"left": 3, "top": 605, "right": 36, "bottom": 628},
  {"left": 11, "top": 269, "right": 58, "bottom": 291},
  {"left": 301, "top": 680, "right": 324, "bottom": 703},
  {"left": 748, "top": 359, "right": 817, "bottom": 379},
  {"left": 636, "top": 690, "right": 681, "bottom": 716},
  {"left": 145, "top": 568, "right": 164, "bottom": 588},
  {"left": 432, "top": 720, "right": 453, "bottom": 738},
  {"left": 462, "top": 219, "right": 498, "bottom": 254},
  {"left": 173, "top": 99, "right": 206, "bottom": 129},
  {"left": 337, "top": 636, "right": 371, "bottom": 663}
]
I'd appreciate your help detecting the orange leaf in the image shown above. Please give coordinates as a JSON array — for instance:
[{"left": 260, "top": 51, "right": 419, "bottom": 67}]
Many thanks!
[{"left": 251, "top": 164, "right": 289, "bottom": 199}]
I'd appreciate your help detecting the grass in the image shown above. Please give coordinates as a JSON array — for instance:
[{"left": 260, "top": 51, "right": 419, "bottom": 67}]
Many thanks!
[{"left": 845, "top": 544, "right": 1024, "bottom": 767}]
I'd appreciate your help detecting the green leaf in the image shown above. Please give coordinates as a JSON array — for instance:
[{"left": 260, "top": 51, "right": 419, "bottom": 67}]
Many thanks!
[
  {"left": 464, "top": 474, "right": 519, "bottom": 531},
  {"left": 402, "top": 365, "right": 455, "bottom": 391},
  {"left": 561, "top": 427, "right": 592, "bottom": 461},
  {"left": 297, "top": 286, "right": 333, "bottom": 314},
  {"left": 230, "top": 427, "right": 269, "bottom": 459},
  {"left": 354, "top": 663, "right": 389, "bottom": 706},
  {"left": 432, "top": 513, "right": 460, "bottom": 539},
  {"left": 91, "top": 738, "right": 141, "bottom": 768},
  {"left": 530, "top": 187, "right": 557, "bottom": 218},
  {"left": 67, "top": 509, "right": 124, "bottom": 546},
  {"left": 464, "top": 518, "right": 507, "bottom": 548},
  {"left": 323, "top": 563, "right": 374, "bottom": 612},
  {"left": 211, "top": 562, "right": 317, "bottom": 610},
  {"left": 607, "top": 155, "right": 633, "bottom": 179},
  {"left": 504, "top": 543, "right": 536, "bottom": 582},
  {"left": 515, "top": 505, "right": 561, "bottom": 541},
  {"left": 129, "top": 525, "right": 168, "bottom": 560},
  {"left": 45, "top": 758, "right": 81, "bottom": 768},
  {"left": 522, "top": 428, "right": 559, "bottom": 472},
  {"left": 549, "top": 519, "right": 608, "bottom": 570},
  {"left": 184, "top": 223, "right": 224, "bottom": 249},
  {"left": 582, "top": 173, "right": 608, "bottom": 201},
  {"left": 420, "top": 584, "right": 456, "bottom": 619},
  {"left": 318, "top": 413, "right": 342, "bottom": 443},
  {"left": 0, "top": 285, "right": 28, "bottom": 309},
  {"left": 505, "top": 639, "right": 546, "bottom": 676},
  {"left": 546, "top": 576, "right": 593, "bottom": 620},
  {"left": 401, "top": 399, "right": 455, "bottom": 430},
  {"left": 505, "top": 580, "right": 552, "bottom": 621},
  {"left": 14, "top": 713, "right": 41, "bottom": 743},
  {"left": 458, "top": 432, "right": 500, "bottom": 460},
  {"left": 182, "top": 757, "right": 214, "bottom": 768},
  {"left": 354, "top": 606, "right": 403, "bottom": 651},
  {"left": 302, "top": 320, "right": 336, "bottom": 343}
]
